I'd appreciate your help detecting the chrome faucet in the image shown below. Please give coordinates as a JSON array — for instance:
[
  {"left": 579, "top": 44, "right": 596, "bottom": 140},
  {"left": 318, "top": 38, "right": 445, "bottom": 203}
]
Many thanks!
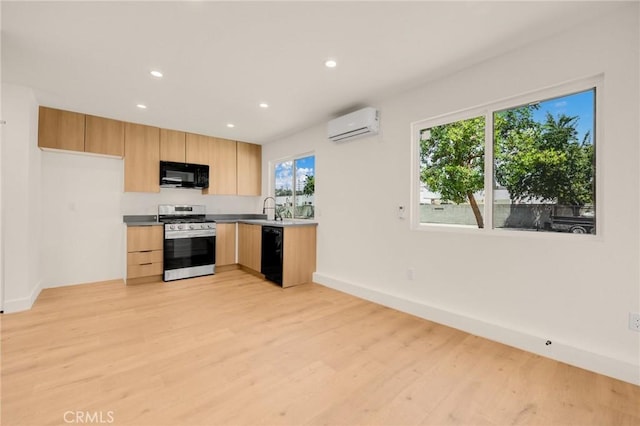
[{"left": 262, "top": 197, "right": 281, "bottom": 221}]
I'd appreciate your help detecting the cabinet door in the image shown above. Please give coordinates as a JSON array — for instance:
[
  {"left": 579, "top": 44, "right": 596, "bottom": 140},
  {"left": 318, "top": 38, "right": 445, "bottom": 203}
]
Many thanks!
[
  {"left": 237, "top": 142, "right": 262, "bottom": 196},
  {"left": 127, "top": 226, "right": 163, "bottom": 252},
  {"left": 38, "top": 106, "right": 85, "bottom": 151},
  {"left": 215, "top": 223, "right": 236, "bottom": 266},
  {"left": 282, "top": 226, "right": 317, "bottom": 287},
  {"left": 185, "top": 133, "right": 211, "bottom": 166},
  {"left": 85, "top": 115, "right": 124, "bottom": 157},
  {"left": 210, "top": 138, "right": 237, "bottom": 195},
  {"left": 238, "top": 223, "right": 261, "bottom": 271},
  {"left": 124, "top": 123, "right": 160, "bottom": 192},
  {"left": 160, "top": 129, "right": 186, "bottom": 162},
  {"left": 186, "top": 133, "right": 217, "bottom": 194}
]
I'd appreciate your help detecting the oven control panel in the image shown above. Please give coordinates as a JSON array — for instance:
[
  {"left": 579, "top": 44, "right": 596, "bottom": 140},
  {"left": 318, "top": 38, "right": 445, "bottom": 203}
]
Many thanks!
[{"left": 166, "top": 222, "right": 216, "bottom": 231}]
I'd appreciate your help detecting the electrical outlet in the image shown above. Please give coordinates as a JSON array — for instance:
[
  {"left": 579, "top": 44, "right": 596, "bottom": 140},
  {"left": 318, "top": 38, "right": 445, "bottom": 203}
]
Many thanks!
[{"left": 629, "top": 312, "right": 640, "bottom": 332}]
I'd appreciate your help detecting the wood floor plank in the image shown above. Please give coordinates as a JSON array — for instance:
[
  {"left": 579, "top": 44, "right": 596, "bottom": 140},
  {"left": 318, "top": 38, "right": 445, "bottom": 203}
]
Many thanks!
[{"left": 2, "top": 269, "right": 639, "bottom": 425}]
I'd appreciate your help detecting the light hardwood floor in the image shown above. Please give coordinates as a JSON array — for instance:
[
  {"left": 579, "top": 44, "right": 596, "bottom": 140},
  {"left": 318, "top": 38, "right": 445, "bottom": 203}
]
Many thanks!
[{"left": 2, "top": 270, "right": 639, "bottom": 425}]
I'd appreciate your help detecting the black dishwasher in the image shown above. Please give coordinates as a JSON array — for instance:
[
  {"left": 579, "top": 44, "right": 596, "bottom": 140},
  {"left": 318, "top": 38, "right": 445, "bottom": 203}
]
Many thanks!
[{"left": 261, "top": 226, "right": 284, "bottom": 285}]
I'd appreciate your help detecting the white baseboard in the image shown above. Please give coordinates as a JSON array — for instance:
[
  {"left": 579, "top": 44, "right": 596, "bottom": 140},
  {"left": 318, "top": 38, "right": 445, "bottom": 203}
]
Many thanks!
[
  {"left": 3, "top": 280, "right": 42, "bottom": 313},
  {"left": 313, "top": 272, "right": 640, "bottom": 386}
]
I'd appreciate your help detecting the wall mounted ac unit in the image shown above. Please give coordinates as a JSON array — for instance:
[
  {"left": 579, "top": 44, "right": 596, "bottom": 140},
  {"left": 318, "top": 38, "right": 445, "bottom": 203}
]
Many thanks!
[{"left": 327, "top": 107, "right": 379, "bottom": 142}]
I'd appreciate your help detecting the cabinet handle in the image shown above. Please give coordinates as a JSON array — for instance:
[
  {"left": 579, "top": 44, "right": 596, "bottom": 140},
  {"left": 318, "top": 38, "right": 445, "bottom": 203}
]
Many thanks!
[
  {"left": 140, "top": 250, "right": 152, "bottom": 253},
  {"left": 140, "top": 262, "right": 153, "bottom": 266}
]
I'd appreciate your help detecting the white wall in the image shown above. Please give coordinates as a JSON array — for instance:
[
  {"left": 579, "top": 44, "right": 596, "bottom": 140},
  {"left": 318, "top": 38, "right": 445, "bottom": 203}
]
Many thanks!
[
  {"left": 262, "top": 5, "right": 640, "bottom": 384},
  {"left": 40, "top": 151, "right": 124, "bottom": 288},
  {"left": 1, "top": 84, "right": 42, "bottom": 312},
  {"left": 121, "top": 191, "right": 259, "bottom": 216}
]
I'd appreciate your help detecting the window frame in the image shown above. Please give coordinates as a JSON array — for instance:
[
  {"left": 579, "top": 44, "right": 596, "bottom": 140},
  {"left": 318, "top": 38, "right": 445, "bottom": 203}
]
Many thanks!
[
  {"left": 410, "top": 75, "right": 603, "bottom": 239},
  {"left": 271, "top": 152, "right": 316, "bottom": 220}
]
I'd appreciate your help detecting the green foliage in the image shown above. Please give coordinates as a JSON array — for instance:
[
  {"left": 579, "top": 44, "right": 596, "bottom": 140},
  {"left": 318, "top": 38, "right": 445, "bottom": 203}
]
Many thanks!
[
  {"left": 275, "top": 188, "right": 293, "bottom": 196},
  {"left": 302, "top": 175, "right": 315, "bottom": 196},
  {"left": 420, "top": 116, "right": 485, "bottom": 227},
  {"left": 279, "top": 175, "right": 314, "bottom": 197},
  {"left": 494, "top": 107, "right": 594, "bottom": 206},
  {"left": 420, "top": 116, "right": 485, "bottom": 204}
]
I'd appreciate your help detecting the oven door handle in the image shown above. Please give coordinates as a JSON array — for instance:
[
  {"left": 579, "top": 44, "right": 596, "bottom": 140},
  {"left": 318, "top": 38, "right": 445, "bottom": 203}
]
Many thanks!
[{"left": 165, "top": 231, "right": 215, "bottom": 239}]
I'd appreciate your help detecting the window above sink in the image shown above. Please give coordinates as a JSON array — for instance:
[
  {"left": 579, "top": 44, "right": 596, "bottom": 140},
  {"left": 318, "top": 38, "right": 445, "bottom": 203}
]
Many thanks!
[{"left": 274, "top": 154, "right": 315, "bottom": 220}]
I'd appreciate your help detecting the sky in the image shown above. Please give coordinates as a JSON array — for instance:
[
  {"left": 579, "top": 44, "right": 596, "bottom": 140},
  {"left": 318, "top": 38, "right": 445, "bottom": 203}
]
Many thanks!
[
  {"left": 530, "top": 88, "right": 595, "bottom": 144},
  {"left": 275, "top": 155, "right": 315, "bottom": 192}
]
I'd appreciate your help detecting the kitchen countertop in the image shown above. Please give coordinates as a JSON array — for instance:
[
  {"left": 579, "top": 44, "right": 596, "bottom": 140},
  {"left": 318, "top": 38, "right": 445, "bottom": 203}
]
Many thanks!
[
  {"left": 238, "top": 219, "right": 318, "bottom": 228},
  {"left": 123, "top": 214, "right": 316, "bottom": 227},
  {"left": 123, "top": 215, "right": 160, "bottom": 226}
]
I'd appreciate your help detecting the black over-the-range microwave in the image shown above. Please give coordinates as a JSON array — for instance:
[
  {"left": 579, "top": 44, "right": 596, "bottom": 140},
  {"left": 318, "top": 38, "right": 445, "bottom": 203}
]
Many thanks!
[{"left": 160, "top": 161, "right": 209, "bottom": 189}]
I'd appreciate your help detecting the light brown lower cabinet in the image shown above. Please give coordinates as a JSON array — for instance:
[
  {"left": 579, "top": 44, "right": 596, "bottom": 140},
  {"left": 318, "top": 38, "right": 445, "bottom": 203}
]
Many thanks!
[
  {"left": 281, "top": 226, "right": 317, "bottom": 288},
  {"left": 125, "top": 223, "right": 316, "bottom": 288},
  {"left": 237, "top": 223, "right": 262, "bottom": 272},
  {"left": 215, "top": 223, "right": 237, "bottom": 267},
  {"left": 126, "top": 225, "right": 163, "bottom": 284}
]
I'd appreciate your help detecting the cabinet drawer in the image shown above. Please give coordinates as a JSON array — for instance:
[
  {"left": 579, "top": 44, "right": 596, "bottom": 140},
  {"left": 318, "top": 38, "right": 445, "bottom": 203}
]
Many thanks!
[
  {"left": 127, "top": 226, "right": 163, "bottom": 252},
  {"left": 127, "top": 250, "right": 163, "bottom": 265},
  {"left": 127, "top": 262, "right": 163, "bottom": 279}
]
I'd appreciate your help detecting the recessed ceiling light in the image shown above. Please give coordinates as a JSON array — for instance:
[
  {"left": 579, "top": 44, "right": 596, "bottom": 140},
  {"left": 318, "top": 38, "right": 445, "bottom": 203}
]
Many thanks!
[
  {"left": 259, "top": 102, "right": 269, "bottom": 108},
  {"left": 226, "top": 123, "right": 235, "bottom": 128},
  {"left": 325, "top": 59, "right": 337, "bottom": 68},
  {"left": 150, "top": 70, "right": 163, "bottom": 78},
  {"left": 136, "top": 104, "right": 147, "bottom": 109}
]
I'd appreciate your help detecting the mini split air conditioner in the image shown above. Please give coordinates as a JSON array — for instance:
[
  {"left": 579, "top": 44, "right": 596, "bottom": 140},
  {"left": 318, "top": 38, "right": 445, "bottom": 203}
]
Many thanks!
[{"left": 327, "top": 107, "right": 379, "bottom": 142}]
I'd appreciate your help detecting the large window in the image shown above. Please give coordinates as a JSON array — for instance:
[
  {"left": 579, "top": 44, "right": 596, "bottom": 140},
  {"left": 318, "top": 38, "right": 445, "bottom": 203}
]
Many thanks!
[
  {"left": 419, "top": 115, "right": 486, "bottom": 227},
  {"left": 274, "top": 154, "right": 315, "bottom": 219},
  {"left": 415, "top": 79, "right": 597, "bottom": 235}
]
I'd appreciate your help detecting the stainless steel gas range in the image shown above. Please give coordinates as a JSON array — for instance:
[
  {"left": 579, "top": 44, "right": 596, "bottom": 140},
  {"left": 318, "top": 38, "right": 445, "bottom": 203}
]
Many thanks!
[{"left": 158, "top": 205, "right": 216, "bottom": 281}]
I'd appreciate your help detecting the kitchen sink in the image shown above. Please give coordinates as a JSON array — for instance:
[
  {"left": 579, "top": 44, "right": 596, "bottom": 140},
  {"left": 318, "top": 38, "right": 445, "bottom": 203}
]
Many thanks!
[{"left": 263, "top": 220, "right": 296, "bottom": 225}]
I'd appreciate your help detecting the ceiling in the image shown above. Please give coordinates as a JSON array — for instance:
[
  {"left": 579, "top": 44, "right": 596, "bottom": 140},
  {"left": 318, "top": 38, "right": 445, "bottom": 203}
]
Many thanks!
[{"left": 1, "top": 1, "right": 621, "bottom": 144}]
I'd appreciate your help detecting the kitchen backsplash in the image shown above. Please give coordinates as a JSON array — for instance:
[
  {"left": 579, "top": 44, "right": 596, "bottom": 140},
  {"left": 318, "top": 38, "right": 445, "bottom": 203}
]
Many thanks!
[{"left": 121, "top": 189, "right": 262, "bottom": 216}]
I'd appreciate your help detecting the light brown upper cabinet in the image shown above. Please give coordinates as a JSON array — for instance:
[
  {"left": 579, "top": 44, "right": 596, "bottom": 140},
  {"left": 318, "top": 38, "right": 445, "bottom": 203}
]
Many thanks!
[
  {"left": 185, "top": 134, "right": 238, "bottom": 195},
  {"left": 210, "top": 137, "right": 237, "bottom": 195},
  {"left": 38, "top": 106, "right": 85, "bottom": 152},
  {"left": 124, "top": 123, "right": 160, "bottom": 193},
  {"left": 185, "top": 133, "right": 210, "bottom": 166},
  {"left": 237, "top": 142, "right": 262, "bottom": 196},
  {"left": 85, "top": 115, "right": 124, "bottom": 157},
  {"left": 160, "top": 129, "right": 186, "bottom": 163}
]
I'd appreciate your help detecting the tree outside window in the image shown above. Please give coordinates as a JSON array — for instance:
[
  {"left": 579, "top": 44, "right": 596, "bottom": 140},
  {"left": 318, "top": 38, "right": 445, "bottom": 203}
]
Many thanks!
[{"left": 420, "top": 116, "right": 485, "bottom": 228}]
